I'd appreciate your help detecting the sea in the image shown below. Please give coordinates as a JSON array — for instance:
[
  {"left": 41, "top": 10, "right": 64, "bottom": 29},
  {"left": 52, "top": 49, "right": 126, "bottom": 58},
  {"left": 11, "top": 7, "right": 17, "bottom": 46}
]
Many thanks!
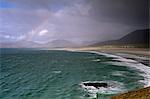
[{"left": 0, "top": 48, "right": 149, "bottom": 99}]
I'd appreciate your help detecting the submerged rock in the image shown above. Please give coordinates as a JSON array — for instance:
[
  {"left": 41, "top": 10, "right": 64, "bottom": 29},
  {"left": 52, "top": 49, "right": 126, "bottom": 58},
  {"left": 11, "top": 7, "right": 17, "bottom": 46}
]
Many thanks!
[{"left": 83, "top": 82, "right": 108, "bottom": 88}]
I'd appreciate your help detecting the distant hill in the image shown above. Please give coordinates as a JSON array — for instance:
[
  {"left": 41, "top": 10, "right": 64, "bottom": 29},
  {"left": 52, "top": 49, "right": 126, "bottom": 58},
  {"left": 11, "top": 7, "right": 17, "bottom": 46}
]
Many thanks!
[
  {"left": 41, "top": 40, "right": 78, "bottom": 48},
  {"left": 1, "top": 29, "right": 149, "bottom": 48},
  {"left": 91, "top": 29, "right": 149, "bottom": 48},
  {"left": 0, "top": 39, "right": 79, "bottom": 48},
  {"left": 0, "top": 40, "right": 41, "bottom": 48}
]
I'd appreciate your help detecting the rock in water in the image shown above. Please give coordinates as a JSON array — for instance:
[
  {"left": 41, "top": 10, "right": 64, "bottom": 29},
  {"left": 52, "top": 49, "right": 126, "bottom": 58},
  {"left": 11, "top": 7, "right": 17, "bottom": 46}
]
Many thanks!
[{"left": 83, "top": 82, "right": 108, "bottom": 88}]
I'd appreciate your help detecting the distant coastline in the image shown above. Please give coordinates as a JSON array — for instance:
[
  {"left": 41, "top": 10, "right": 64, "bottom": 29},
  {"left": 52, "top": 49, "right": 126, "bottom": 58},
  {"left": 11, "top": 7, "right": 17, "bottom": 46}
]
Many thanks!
[{"left": 62, "top": 47, "right": 150, "bottom": 56}]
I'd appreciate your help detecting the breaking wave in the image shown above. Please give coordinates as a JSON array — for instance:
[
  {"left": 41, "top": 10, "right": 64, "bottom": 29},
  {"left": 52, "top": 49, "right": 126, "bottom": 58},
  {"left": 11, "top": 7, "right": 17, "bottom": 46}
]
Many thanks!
[
  {"left": 80, "top": 81, "right": 126, "bottom": 98},
  {"left": 89, "top": 51, "right": 150, "bottom": 87}
]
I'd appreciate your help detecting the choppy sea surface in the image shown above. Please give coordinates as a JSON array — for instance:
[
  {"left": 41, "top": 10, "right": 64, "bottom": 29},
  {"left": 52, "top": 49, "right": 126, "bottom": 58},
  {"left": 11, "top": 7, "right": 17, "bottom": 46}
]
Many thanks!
[{"left": 0, "top": 48, "right": 149, "bottom": 99}]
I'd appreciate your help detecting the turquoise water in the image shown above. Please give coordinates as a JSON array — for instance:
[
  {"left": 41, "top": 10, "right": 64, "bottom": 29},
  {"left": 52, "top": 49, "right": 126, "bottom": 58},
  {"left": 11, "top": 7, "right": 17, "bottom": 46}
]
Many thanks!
[{"left": 0, "top": 49, "right": 145, "bottom": 99}]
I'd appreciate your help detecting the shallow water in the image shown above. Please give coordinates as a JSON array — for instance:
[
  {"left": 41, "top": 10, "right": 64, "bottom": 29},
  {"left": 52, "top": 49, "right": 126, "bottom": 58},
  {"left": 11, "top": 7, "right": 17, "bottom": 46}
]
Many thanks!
[{"left": 0, "top": 49, "right": 146, "bottom": 99}]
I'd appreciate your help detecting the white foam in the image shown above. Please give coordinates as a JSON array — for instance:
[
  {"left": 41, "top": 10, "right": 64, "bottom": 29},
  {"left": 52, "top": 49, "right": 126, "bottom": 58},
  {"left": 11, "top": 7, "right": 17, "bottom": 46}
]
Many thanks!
[
  {"left": 92, "top": 59, "right": 101, "bottom": 62},
  {"left": 116, "top": 53, "right": 150, "bottom": 60},
  {"left": 80, "top": 81, "right": 125, "bottom": 98},
  {"left": 69, "top": 50, "right": 150, "bottom": 87},
  {"left": 52, "top": 71, "right": 61, "bottom": 74},
  {"left": 88, "top": 51, "right": 150, "bottom": 87},
  {"left": 112, "top": 57, "right": 138, "bottom": 63},
  {"left": 112, "top": 71, "right": 126, "bottom": 76}
]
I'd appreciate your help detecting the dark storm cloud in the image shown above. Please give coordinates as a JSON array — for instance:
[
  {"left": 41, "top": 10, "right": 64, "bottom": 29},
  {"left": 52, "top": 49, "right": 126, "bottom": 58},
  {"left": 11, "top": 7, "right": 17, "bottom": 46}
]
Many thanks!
[
  {"left": 4, "top": 0, "right": 149, "bottom": 26},
  {"left": 88, "top": 0, "right": 149, "bottom": 26}
]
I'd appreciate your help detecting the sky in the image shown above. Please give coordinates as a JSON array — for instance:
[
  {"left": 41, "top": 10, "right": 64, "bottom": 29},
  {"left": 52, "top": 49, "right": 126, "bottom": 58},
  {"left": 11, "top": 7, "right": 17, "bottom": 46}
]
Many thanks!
[{"left": 0, "top": 0, "right": 149, "bottom": 44}]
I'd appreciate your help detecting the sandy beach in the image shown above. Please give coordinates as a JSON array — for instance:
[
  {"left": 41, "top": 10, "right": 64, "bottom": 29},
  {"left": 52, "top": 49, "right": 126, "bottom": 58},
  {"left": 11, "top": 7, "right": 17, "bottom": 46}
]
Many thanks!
[{"left": 62, "top": 47, "right": 150, "bottom": 56}]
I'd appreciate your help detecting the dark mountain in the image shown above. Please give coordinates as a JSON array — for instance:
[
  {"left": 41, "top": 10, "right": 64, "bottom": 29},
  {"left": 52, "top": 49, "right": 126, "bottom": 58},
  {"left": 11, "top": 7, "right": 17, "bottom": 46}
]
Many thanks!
[
  {"left": 118, "top": 29, "right": 149, "bottom": 44},
  {"left": 91, "top": 29, "right": 149, "bottom": 47}
]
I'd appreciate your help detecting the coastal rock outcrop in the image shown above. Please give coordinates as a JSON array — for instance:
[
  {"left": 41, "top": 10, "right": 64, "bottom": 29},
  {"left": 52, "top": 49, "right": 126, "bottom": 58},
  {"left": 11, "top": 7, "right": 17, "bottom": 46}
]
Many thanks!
[{"left": 83, "top": 82, "right": 108, "bottom": 88}]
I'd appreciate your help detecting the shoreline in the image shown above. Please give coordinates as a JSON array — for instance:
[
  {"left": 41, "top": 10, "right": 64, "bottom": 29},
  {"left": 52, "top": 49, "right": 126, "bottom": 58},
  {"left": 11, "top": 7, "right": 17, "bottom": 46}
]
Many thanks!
[
  {"left": 62, "top": 47, "right": 150, "bottom": 56},
  {"left": 67, "top": 49, "right": 150, "bottom": 87},
  {"left": 62, "top": 47, "right": 150, "bottom": 98},
  {"left": 62, "top": 47, "right": 150, "bottom": 66}
]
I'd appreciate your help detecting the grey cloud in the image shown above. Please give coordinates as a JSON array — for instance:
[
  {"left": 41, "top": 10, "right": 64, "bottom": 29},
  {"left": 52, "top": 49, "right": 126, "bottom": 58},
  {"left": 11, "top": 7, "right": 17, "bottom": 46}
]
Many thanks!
[
  {"left": 88, "top": 0, "right": 149, "bottom": 27},
  {"left": 5, "top": 0, "right": 84, "bottom": 10},
  {"left": 5, "top": 0, "right": 149, "bottom": 27},
  {"left": 1, "top": 0, "right": 149, "bottom": 44},
  {"left": 0, "top": 9, "right": 46, "bottom": 36}
]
